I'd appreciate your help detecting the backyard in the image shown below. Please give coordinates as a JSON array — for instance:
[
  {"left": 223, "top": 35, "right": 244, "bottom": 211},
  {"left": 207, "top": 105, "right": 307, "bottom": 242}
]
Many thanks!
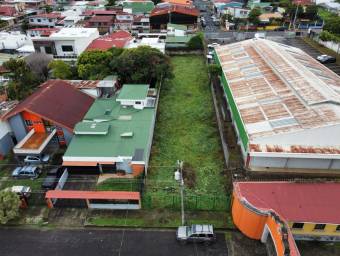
[{"left": 146, "top": 56, "right": 228, "bottom": 211}]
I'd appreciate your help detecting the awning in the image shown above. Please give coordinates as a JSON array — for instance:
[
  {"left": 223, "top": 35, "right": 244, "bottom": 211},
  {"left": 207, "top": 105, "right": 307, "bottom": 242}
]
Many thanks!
[{"left": 45, "top": 190, "right": 140, "bottom": 200}]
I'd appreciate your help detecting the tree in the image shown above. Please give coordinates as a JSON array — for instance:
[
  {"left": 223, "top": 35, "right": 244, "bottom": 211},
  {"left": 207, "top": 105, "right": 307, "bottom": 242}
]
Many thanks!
[
  {"left": 208, "top": 64, "right": 222, "bottom": 78},
  {"left": 25, "top": 53, "right": 53, "bottom": 81},
  {"left": 116, "top": 46, "right": 173, "bottom": 84},
  {"left": 77, "top": 50, "right": 114, "bottom": 80},
  {"left": 187, "top": 33, "right": 204, "bottom": 50},
  {"left": 305, "top": 5, "right": 318, "bottom": 20},
  {"left": 248, "top": 7, "right": 262, "bottom": 25},
  {"left": 3, "top": 58, "right": 40, "bottom": 100},
  {"left": 48, "top": 60, "right": 73, "bottom": 79},
  {"left": 21, "top": 19, "right": 29, "bottom": 32},
  {"left": 105, "top": 0, "right": 116, "bottom": 6},
  {"left": 323, "top": 16, "right": 340, "bottom": 35},
  {"left": 0, "top": 190, "right": 21, "bottom": 224}
]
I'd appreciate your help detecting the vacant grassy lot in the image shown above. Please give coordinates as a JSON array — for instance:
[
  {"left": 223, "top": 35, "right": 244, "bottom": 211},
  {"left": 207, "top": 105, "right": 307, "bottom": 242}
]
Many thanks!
[{"left": 147, "top": 56, "right": 226, "bottom": 209}]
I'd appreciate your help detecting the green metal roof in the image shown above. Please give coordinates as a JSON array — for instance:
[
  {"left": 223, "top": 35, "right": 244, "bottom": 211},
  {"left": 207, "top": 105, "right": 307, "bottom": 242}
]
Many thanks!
[
  {"left": 123, "top": 1, "right": 154, "bottom": 14},
  {"left": 165, "top": 35, "right": 192, "bottom": 44},
  {"left": 117, "top": 84, "right": 149, "bottom": 101},
  {"left": 74, "top": 122, "right": 110, "bottom": 135},
  {"left": 64, "top": 96, "right": 156, "bottom": 161}
]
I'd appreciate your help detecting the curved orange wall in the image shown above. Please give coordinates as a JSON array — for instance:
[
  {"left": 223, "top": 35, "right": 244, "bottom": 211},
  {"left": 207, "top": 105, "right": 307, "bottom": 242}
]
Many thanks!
[
  {"left": 232, "top": 191, "right": 299, "bottom": 256},
  {"left": 232, "top": 191, "right": 267, "bottom": 239}
]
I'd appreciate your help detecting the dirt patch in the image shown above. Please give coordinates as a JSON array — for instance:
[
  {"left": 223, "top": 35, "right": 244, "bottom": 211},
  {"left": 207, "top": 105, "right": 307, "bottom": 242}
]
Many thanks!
[{"left": 182, "top": 162, "right": 196, "bottom": 189}]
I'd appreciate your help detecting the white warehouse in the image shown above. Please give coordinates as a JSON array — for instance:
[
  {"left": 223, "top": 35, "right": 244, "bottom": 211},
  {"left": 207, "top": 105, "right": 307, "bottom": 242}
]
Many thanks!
[{"left": 214, "top": 38, "right": 340, "bottom": 172}]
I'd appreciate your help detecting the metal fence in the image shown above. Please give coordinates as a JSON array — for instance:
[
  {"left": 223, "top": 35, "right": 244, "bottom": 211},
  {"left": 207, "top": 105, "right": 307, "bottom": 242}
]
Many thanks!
[{"left": 142, "top": 193, "right": 231, "bottom": 211}]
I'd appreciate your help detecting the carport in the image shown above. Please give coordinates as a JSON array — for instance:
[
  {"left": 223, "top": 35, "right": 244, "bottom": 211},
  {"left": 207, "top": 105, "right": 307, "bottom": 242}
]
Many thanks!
[{"left": 45, "top": 190, "right": 141, "bottom": 210}]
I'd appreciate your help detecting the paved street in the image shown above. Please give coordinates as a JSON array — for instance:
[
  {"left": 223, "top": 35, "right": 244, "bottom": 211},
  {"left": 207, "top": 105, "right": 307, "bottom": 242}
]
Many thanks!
[{"left": 0, "top": 228, "right": 228, "bottom": 256}]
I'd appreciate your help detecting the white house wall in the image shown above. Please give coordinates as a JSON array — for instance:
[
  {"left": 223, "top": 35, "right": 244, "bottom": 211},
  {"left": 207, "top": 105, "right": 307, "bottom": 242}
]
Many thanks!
[{"left": 250, "top": 156, "right": 340, "bottom": 170}]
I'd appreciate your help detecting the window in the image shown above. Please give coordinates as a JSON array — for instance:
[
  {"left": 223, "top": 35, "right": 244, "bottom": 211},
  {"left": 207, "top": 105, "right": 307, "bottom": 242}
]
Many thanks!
[
  {"left": 45, "top": 46, "right": 52, "bottom": 54},
  {"left": 292, "top": 223, "right": 304, "bottom": 229},
  {"left": 314, "top": 224, "right": 326, "bottom": 231},
  {"left": 336, "top": 225, "right": 340, "bottom": 232},
  {"left": 30, "top": 19, "right": 33, "bottom": 22},
  {"left": 61, "top": 45, "right": 73, "bottom": 52},
  {"left": 37, "top": 19, "right": 41, "bottom": 22},
  {"left": 24, "top": 120, "right": 33, "bottom": 126},
  {"left": 135, "top": 101, "right": 141, "bottom": 105},
  {"left": 48, "top": 19, "right": 52, "bottom": 22}
]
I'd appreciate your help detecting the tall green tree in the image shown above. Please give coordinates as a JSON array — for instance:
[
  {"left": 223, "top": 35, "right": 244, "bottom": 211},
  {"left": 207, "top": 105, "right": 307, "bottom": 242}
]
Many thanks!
[
  {"left": 305, "top": 5, "right": 318, "bottom": 20},
  {"left": 3, "top": 58, "right": 40, "bottom": 100},
  {"left": 115, "top": 46, "right": 172, "bottom": 84},
  {"left": 77, "top": 50, "right": 114, "bottom": 80},
  {"left": 187, "top": 33, "right": 204, "bottom": 50},
  {"left": 248, "top": 7, "right": 262, "bottom": 25},
  {"left": 48, "top": 60, "right": 73, "bottom": 79},
  {"left": 0, "top": 190, "right": 21, "bottom": 224},
  {"left": 323, "top": 16, "right": 340, "bottom": 35}
]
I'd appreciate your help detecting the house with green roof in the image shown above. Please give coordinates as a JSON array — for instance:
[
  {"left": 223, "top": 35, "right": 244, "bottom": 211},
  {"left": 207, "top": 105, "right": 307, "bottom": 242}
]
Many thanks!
[
  {"left": 122, "top": 1, "right": 155, "bottom": 15},
  {"left": 63, "top": 84, "right": 157, "bottom": 177}
]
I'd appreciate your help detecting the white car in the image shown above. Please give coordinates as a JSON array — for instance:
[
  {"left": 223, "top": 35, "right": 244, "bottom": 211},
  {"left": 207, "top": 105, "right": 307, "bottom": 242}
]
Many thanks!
[
  {"left": 24, "top": 154, "right": 50, "bottom": 164},
  {"left": 208, "top": 43, "right": 220, "bottom": 49}
]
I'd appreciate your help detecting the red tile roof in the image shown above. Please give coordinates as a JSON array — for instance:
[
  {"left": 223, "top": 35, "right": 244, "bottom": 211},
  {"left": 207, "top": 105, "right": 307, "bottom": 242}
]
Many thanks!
[
  {"left": 235, "top": 181, "right": 340, "bottom": 224},
  {"left": 2, "top": 80, "right": 94, "bottom": 132},
  {"left": 31, "top": 12, "right": 62, "bottom": 19},
  {"left": 82, "top": 10, "right": 117, "bottom": 16},
  {"left": 86, "top": 30, "right": 133, "bottom": 51},
  {"left": 87, "top": 15, "right": 114, "bottom": 23},
  {"left": 46, "top": 190, "right": 140, "bottom": 200},
  {"left": 0, "top": 5, "right": 18, "bottom": 17},
  {"left": 293, "top": 0, "right": 313, "bottom": 5},
  {"left": 151, "top": 4, "right": 199, "bottom": 17}
]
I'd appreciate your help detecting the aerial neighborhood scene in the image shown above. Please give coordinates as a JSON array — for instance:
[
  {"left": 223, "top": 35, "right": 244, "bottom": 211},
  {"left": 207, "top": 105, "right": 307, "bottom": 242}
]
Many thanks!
[{"left": 0, "top": 0, "right": 340, "bottom": 255}]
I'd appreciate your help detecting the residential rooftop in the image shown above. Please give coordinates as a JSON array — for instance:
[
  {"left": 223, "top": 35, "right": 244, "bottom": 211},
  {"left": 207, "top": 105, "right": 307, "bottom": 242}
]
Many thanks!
[
  {"left": 117, "top": 84, "right": 149, "bottom": 101},
  {"left": 49, "top": 28, "right": 99, "bottom": 39},
  {"left": 63, "top": 84, "right": 156, "bottom": 163}
]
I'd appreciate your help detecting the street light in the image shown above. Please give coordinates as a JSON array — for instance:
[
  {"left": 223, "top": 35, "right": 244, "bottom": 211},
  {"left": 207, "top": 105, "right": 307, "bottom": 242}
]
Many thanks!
[{"left": 174, "top": 160, "right": 185, "bottom": 225}]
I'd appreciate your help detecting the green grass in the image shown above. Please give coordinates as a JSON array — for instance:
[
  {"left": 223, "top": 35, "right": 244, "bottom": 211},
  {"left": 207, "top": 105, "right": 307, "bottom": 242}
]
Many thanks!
[
  {"left": 147, "top": 56, "right": 225, "bottom": 207},
  {"left": 96, "top": 178, "right": 141, "bottom": 191},
  {"left": 86, "top": 210, "right": 232, "bottom": 229}
]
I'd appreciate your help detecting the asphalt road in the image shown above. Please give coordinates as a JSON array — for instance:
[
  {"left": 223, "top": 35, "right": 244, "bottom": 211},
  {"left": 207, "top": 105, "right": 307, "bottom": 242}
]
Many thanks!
[{"left": 0, "top": 228, "right": 228, "bottom": 256}]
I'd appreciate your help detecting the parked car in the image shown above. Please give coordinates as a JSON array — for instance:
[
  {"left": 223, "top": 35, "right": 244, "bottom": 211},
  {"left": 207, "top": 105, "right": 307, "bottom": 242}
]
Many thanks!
[
  {"left": 6, "top": 186, "right": 32, "bottom": 197},
  {"left": 176, "top": 224, "right": 216, "bottom": 244},
  {"left": 316, "top": 55, "right": 336, "bottom": 64},
  {"left": 41, "top": 167, "right": 64, "bottom": 191},
  {"left": 12, "top": 165, "right": 41, "bottom": 179},
  {"left": 24, "top": 154, "right": 50, "bottom": 164},
  {"left": 208, "top": 43, "right": 220, "bottom": 49}
]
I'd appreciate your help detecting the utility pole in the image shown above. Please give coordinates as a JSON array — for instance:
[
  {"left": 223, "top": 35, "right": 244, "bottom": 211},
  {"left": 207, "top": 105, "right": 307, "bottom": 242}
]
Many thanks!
[
  {"left": 292, "top": 3, "right": 299, "bottom": 31},
  {"left": 175, "top": 160, "right": 185, "bottom": 225}
]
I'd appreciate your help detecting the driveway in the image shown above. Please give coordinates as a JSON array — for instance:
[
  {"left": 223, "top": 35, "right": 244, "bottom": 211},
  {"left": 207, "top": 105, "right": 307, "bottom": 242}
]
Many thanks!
[{"left": 0, "top": 228, "right": 228, "bottom": 256}]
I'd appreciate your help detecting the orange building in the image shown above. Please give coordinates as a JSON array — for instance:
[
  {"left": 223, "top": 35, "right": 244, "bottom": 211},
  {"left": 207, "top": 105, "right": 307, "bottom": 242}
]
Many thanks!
[
  {"left": 2, "top": 80, "right": 94, "bottom": 156},
  {"left": 232, "top": 181, "right": 340, "bottom": 256},
  {"left": 161, "top": 0, "right": 193, "bottom": 6}
]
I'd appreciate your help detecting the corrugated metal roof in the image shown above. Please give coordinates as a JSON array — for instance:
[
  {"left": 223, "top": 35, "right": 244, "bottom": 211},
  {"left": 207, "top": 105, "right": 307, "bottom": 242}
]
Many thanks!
[{"left": 215, "top": 39, "right": 340, "bottom": 140}]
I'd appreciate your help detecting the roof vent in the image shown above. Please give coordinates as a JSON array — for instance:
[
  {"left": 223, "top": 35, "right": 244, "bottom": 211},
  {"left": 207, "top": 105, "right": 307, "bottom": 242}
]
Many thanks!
[
  {"left": 120, "top": 132, "right": 133, "bottom": 137},
  {"left": 105, "top": 109, "right": 111, "bottom": 115}
]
